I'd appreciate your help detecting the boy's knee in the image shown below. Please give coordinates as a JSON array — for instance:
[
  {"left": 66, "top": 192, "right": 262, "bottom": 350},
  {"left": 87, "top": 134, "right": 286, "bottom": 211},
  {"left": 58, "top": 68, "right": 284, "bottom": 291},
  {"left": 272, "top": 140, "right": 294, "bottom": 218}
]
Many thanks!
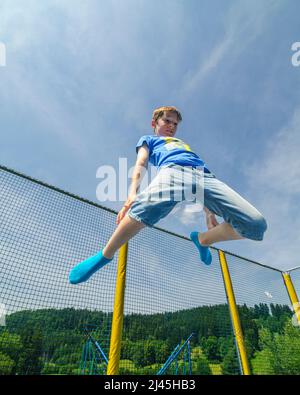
[
  {"left": 249, "top": 214, "right": 267, "bottom": 240},
  {"left": 256, "top": 215, "right": 267, "bottom": 232}
]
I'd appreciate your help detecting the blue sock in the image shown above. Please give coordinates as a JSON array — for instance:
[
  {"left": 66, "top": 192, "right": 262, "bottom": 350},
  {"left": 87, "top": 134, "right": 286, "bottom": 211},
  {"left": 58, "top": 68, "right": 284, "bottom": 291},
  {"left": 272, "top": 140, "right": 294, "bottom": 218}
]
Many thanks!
[
  {"left": 190, "top": 232, "right": 212, "bottom": 266},
  {"left": 69, "top": 250, "right": 113, "bottom": 284}
]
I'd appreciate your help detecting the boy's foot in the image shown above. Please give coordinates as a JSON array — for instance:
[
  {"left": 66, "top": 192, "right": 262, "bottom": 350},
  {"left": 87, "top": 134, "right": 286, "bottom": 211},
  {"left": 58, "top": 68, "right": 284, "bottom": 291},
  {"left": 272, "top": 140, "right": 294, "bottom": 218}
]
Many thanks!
[
  {"left": 190, "top": 232, "right": 212, "bottom": 266},
  {"left": 69, "top": 250, "right": 113, "bottom": 284}
]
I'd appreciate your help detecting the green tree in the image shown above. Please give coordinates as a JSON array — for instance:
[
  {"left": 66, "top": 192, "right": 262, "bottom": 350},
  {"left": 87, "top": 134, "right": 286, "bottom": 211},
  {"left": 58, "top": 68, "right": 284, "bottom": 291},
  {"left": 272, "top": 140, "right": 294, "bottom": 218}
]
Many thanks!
[
  {"left": 16, "top": 326, "right": 43, "bottom": 375},
  {"left": 0, "top": 330, "right": 23, "bottom": 371},
  {"left": 271, "top": 321, "right": 300, "bottom": 374},
  {"left": 251, "top": 349, "right": 275, "bottom": 375},
  {"left": 221, "top": 347, "right": 240, "bottom": 375},
  {"left": 155, "top": 341, "right": 172, "bottom": 364},
  {"left": 239, "top": 305, "right": 259, "bottom": 357},
  {"left": 218, "top": 336, "right": 234, "bottom": 359},
  {"left": 194, "top": 355, "right": 212, "bottom": 375},
  {"left": 144, "top": 340, "right": 156, "bottom": 365},
  {"left": 253, "top": 321, "right": 300, "bottom": 374},
  {"left": 201, "top": 336, "right": 220, "bottom": 361},
  {"left": 0, "top": 352, "right": 15, "bottom": 375}
]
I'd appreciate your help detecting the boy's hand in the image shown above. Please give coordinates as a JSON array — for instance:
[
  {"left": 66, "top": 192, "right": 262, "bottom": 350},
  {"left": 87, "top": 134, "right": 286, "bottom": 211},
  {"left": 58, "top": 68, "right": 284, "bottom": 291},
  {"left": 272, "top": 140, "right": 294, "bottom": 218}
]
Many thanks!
[
  {"left": 116, "top": 194, "right": 137, "bottom": 225},
  {"left": 206, "top": 212, "right": 219, "bottom": 230}
]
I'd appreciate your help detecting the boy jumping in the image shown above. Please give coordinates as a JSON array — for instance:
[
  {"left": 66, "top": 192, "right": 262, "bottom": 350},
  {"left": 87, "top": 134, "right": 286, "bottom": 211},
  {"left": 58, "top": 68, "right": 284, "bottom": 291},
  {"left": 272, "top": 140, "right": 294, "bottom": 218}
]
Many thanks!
[{"left": 69, "top": 106, "right": 267, "bottom": 284}]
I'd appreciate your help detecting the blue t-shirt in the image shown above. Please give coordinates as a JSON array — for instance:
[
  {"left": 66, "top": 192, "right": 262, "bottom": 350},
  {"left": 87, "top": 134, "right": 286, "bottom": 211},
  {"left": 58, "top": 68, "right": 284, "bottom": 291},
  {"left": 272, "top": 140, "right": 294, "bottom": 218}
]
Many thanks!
[{"left": 136, "top": 134, "right": 211, "bottom": 173}]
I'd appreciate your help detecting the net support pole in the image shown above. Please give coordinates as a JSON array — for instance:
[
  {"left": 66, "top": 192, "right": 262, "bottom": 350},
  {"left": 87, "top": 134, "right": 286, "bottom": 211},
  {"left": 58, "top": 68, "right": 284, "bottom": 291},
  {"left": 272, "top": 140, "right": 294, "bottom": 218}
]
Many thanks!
[
  {"left": 282, "top": 271, "right": 300, "bottom": 326},
  {"left": 107, "top": 242, "right": 128, "bottom": 375},
  {"left": 218, "top": 250, "right": 251, "bottom": 375}
]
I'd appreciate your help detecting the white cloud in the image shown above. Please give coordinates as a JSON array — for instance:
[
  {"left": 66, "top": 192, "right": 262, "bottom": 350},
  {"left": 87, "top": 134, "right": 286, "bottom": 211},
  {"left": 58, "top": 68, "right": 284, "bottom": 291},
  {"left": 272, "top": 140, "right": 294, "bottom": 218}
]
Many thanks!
[
  {"left": 264, "top": 291, "right": 273, "bottom": 299},
  {"left": 180, "top": 35, "right": 233, "bottom": 96},
  {"left": 178, "top": 0, "right": 284, "bottom": 98},
  {"left": 0, "top": 1, "right": 91, "bottom": 157},
  {"left": 170, "top": 202, "right": 204, "bottom": 227},
  {"left": 245, "top": 108, "right": 300, "bottom": 195},
  {"left": 241, "top": 107, "right": 300, "bottom": 270}
]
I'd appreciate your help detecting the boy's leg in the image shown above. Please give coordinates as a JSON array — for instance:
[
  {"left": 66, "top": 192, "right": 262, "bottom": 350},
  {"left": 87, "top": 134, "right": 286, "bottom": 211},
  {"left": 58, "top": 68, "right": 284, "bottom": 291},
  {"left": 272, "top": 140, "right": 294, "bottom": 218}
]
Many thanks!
[
  {"left": 69, "top": 167, "right": 181, "bottom": 284},
  {"left": 69, "top": 215, "right": 145, "bottom": 284},
  {"left": 199, "top": 206, "right": 244, "bottom": 245},
  {"left": 103, "top": 214, "right": 146, "bottom": 259},
  {"left": 103, "top": 166, "right": 180, "bottom": 259},
  {"left": 198, "top": 221, "right": 244, "bottom": 246},
  {"left": 190, "top": 220, "right": 243, "bottom": 266},
  {"left": 190, "top": 173, "right": 267, "bottom": 265},
  {"left": 200, "top": 174, "right": 267, "bottom": 245}
]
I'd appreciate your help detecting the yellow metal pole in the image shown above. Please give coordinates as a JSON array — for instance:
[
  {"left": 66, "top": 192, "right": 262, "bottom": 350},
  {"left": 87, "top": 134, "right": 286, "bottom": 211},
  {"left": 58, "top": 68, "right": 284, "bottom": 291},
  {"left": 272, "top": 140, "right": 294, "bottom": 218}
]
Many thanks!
[
  {"left": 282, "top": 272, "right": 300, "bottom": 325},
  {"left": 107, "top": 242, "right": 128, "bottom": 375},
  {"left": 218, "top": 250, "right": 251, "bottom": 375}
]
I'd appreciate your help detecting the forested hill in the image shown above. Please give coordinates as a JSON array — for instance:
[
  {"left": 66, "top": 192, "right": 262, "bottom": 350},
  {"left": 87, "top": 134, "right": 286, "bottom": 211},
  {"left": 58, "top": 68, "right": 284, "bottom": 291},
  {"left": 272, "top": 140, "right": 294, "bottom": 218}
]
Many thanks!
[
  {"left": 5, "top": 303, "right": 292, "bottom": 343},
  {"left": 0, "top": 303, "right": 295, "bottom": 375}
]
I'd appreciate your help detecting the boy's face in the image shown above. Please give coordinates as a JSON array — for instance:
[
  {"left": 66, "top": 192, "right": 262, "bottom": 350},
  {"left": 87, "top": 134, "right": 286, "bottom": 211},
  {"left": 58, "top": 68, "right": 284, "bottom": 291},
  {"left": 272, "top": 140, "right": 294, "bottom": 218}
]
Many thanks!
[{"left": 151, "top": 111, "right": 179, "bottom": 137}]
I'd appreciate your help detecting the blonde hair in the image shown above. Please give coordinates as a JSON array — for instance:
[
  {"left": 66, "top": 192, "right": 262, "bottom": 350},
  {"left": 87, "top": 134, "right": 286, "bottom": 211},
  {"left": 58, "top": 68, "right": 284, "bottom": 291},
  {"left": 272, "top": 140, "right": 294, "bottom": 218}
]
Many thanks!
[{"left": 152, "top": 106, "right": 183, "bottom": 124}]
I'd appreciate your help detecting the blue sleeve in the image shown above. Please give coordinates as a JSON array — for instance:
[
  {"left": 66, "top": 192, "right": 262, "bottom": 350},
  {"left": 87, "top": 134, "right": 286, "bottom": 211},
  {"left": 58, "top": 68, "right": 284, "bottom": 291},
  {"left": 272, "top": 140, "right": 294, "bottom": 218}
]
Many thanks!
[{"left": 135, "top": 135, "right": 152, "bottom": 154}]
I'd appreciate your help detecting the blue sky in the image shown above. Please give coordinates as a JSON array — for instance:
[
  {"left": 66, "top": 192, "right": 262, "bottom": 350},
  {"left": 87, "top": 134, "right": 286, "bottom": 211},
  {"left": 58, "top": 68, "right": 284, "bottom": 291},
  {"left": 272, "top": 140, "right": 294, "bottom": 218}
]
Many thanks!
[{"left": 1, "top": 0, "right": 300, "bottom": 273}]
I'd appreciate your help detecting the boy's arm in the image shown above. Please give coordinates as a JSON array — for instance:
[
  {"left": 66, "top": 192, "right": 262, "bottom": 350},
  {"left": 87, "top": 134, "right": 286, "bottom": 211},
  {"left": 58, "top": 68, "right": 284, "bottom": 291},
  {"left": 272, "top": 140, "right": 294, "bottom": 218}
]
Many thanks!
[
  {"left": 203, "top": 207, "right": 213, "bottom": 216},
  {"left": 127, "top": 144, "right": 149, "bottom": 198},
  {"left": 116, "top": 144, "right": 149, "bottom": 225},
  {"left": 204, "top": 207, "right": 219, "bottom": 229}
]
